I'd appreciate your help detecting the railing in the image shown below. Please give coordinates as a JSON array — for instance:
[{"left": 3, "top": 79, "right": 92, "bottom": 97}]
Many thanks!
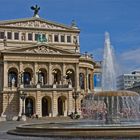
[
  {"left": 80, "top": 52, "right": 93, "bottom": 59},
  {"left": 20, "top": 84, "right": 71, "bottom": 89},
  {"left": 56, "top": 84, "right": 69, "bottom": 88},
  {"left": 40, "top": 84, "right": 53, "bottom": 88},
  {"left": 24, "top": 84, "right": 36, "bottom": 88}
]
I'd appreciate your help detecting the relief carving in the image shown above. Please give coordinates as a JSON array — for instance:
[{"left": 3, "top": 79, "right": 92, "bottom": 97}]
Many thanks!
[
  {"left": 4, "top": 20, "right": 66, "bottom": 30},
  {"left": 25, "top": 46, "right": 62, "bottom": 54}
]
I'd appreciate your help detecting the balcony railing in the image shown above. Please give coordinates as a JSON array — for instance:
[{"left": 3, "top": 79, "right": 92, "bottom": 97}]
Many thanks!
[
  {"left": 24, "top": 84, "right": 36, "bottom": 88},
  {"left": 40, "top": 84, "right": 53, "bottom": 88},
  {"left": 19, "top": 83, "right": 72, "bottom": 89}
]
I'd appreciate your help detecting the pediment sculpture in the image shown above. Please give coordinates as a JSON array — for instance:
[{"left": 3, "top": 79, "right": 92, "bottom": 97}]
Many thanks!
[
  {"left": 3, "top": 20, "right": 66, "bottom": 30},
  {"left": 25, "top": 46, "right": 62, "bottom": 54}
]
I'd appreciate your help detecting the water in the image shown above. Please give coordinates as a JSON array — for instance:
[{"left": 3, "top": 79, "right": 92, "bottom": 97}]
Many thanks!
[
  {"left": 81, "top": 92, "right": 140, "bottom": 123},
  {"left": 81, "top": 32, "right": 140, "bottom": 123},
  {"left": 102, "top": 32, "right": 117, "bottom": 91}
]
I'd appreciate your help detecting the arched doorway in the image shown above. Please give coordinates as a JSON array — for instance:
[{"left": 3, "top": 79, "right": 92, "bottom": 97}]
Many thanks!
[
  {"left": 25, "top": 97, "right": 35, "bottom": 117},
  {"left": 42, "top": 96, "right": 51, "bottom": 117},
  {"left": 58, "top": 96, "right": 66, "bottom": 116}
]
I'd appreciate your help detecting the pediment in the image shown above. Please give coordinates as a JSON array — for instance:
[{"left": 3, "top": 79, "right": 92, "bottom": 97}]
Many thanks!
[
  {"left": 25, "top": 45, "right": 62, "bottom": 54},
  {"left": 0, "top": 17, "right": 79, "bottom": 31},
  {"left": 2, "top": 44, "right": 76, "bottom": 55}
]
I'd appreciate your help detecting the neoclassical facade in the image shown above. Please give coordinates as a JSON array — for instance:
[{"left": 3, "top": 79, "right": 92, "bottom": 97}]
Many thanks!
[{"left": 0, "top": 10, "right": 101, "bottom": 120}]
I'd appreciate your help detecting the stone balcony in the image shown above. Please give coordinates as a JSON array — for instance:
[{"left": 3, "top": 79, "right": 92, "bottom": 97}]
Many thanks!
[{"left": 4, "top": 83, "right": 73, "bottom": 92}]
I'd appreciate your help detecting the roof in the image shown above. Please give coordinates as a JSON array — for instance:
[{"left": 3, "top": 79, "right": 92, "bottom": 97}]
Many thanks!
[{"left": 0, "top": 17, "right": 80, "bottom": 32}]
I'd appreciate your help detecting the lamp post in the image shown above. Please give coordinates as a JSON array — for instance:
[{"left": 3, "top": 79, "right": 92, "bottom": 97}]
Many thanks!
[
  {"left": 72, "top": 90, "right": 80, "bottom": 114},
  {"left": 20, "top": 91, "right": 27, "bottom": 121}
]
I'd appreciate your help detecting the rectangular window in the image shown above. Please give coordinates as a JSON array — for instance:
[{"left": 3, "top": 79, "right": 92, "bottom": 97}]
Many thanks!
[
  {"left": 54, "top": 35, "right": 59, "bottom": 42},
  {"left": 7, "top": 32, "right": 12, "bottom": 39},
  {"left": 35, "top": 34, "right": 38, "bottom": 41},
  {"left": 14, "top": 32, "right": 19, "bottom": 40},
  {"left": 28, "top": 33, "right": 32, "bottom": 41},
  {"left": 0, "top": 32, "right": 4, "bottom": 39},
  {"left": 61, "top": 35, "right": 65, "bottom": 42},
  {"left": 67, "top": 35, "right": 71, "bottom": 43}
]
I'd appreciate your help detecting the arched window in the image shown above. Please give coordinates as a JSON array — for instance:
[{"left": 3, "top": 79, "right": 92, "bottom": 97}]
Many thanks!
[
  {"left": 88, "top": 74, "right": 91, "bottom": 90},
  {"left": 38, "top": 69, "right": 47, "bottom": 85},
  {"left": 8, "top": 68, "right": 18, "bottom": 87},
  {"left": 79, "top": 73, "right": 84, "bottom": 89},
  {"left": 24, "top": 72, "right": 31, "bottom": 85},
  {"left": 52, "top": 69, "right": 61, "bottom": 84},
  {"left": 66, "top": 69, "right": 75, "bottom": 87},
  {"left": 94, "top": 73, "right": 102, "bottom": 89}
]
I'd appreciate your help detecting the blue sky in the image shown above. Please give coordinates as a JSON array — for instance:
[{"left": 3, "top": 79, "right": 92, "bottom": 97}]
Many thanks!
[{"left": 0, "top": 0, "right": 140, "bottom": 74}]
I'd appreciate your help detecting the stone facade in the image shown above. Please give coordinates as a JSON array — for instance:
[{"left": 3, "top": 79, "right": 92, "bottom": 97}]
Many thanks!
[{"left": 0, "top": 14, "right": 100, "bottom": 121}]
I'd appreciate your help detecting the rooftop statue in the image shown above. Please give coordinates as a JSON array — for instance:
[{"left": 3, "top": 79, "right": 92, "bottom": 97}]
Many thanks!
[{"left": 31, "top": 5, "right": 40, "bottom": 18}]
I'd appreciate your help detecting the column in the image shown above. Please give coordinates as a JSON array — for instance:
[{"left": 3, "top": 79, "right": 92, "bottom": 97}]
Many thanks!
[
  {"left": 26, "top": 32, "right": 28, "bottom": 41},
  {"left": 64, "top": 34, "right": 67, "bottom": 43},
  {"left": 62, "top": 63, "right": 66, "bottom": 84},
  {"left": 19, "top": 31, "right": 22, "bottom": 41},
  {"left": 3, "top": 61, "right": 8, "bottom": 89},
  {"left": 52, "top": 34, "right": 54, "bottom": 43},
  {"left": 85, "top": 68, "right": 89, "bottom": 92},
  {"left": 75, "top": 63, "right": 80, "bottom": 90},
  {"left": 77, "top": 35, "right": 80, "bottom": 45},
  {"left": 90, "top": 72, "right": 93, "bottom": 91},
  {"left": 34, "top": 62, "right": 38, "bottom": 84},
  {"left": 32, "top": 32, "right": 35, "bottom": 41},
  {"left": 19, "top": 62, "right": 24, "bottom": 87},
  {"left": 92, "top": 72, "right": 94, "bottom": 90},
  {"left": 52, "top": 91, "right": 57, "bottom": 117},
  {"left": 48, "top": 63, "right": 52, "bottom": 85},
  {"left": 71, "top": 35, "right": 74, "bottom": 44},
  {"left": 12, "top": 32, "right": 14, "bottom": 40},
  {"left": 18, "top": 98, "right": 22, "bottom": 117},
  {"left": 64, "top": 98, "right": 67, "bottom": 116},
  {"left": 68, "top": 91, "right": 73, "bottom": 115},
  {"left": 36, "top": 91, "right": 42, "bottom": 117},
  {"left": 58, "top": 34, "right": 60, "bottom": 43}
]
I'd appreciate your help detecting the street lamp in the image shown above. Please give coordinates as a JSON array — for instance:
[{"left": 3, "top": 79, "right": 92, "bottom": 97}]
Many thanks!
[
  {"left": 20, "top": 91, "right": 27, "bottom": 118},
  {"left": 72, "top": 90, "right": 80, "bottom": 114}
]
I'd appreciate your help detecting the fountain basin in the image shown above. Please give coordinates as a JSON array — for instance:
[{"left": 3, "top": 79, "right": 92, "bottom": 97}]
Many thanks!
[
  {"left": 94, "top": 90, "right": 139, "bottom": 97},
  {"left": 7, "top": 121, "right": 140, "bottom": 138}
]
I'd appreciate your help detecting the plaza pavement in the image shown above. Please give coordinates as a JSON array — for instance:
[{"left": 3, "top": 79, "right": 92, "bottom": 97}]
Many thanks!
[
  {"left": 0, "top": 117, "right": 140, "bottom": 140},
  {"left": 0, "top": 117, "right": 72, "bottom": 140}
]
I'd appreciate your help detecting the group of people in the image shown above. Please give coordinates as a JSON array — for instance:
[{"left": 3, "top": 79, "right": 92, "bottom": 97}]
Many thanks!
[{"left": 81, "top": 101, "right": 107, "bottom": 120}]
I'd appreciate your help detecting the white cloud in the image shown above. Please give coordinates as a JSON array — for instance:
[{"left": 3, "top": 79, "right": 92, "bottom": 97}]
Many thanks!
[
  {"left": 120, "top": 48, "right": 140, "bottom": 63},
  {"left": 118, "top": 48, "right": 140, "bottom": 73}
]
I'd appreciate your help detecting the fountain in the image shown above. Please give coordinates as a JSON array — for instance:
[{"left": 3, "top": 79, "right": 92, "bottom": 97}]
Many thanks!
[
  {"left": 8, "top": 32, "right": 140, "bottom": 139},
  {"left": 82, "top": 32, "right": 140, "bottom": 124}
]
